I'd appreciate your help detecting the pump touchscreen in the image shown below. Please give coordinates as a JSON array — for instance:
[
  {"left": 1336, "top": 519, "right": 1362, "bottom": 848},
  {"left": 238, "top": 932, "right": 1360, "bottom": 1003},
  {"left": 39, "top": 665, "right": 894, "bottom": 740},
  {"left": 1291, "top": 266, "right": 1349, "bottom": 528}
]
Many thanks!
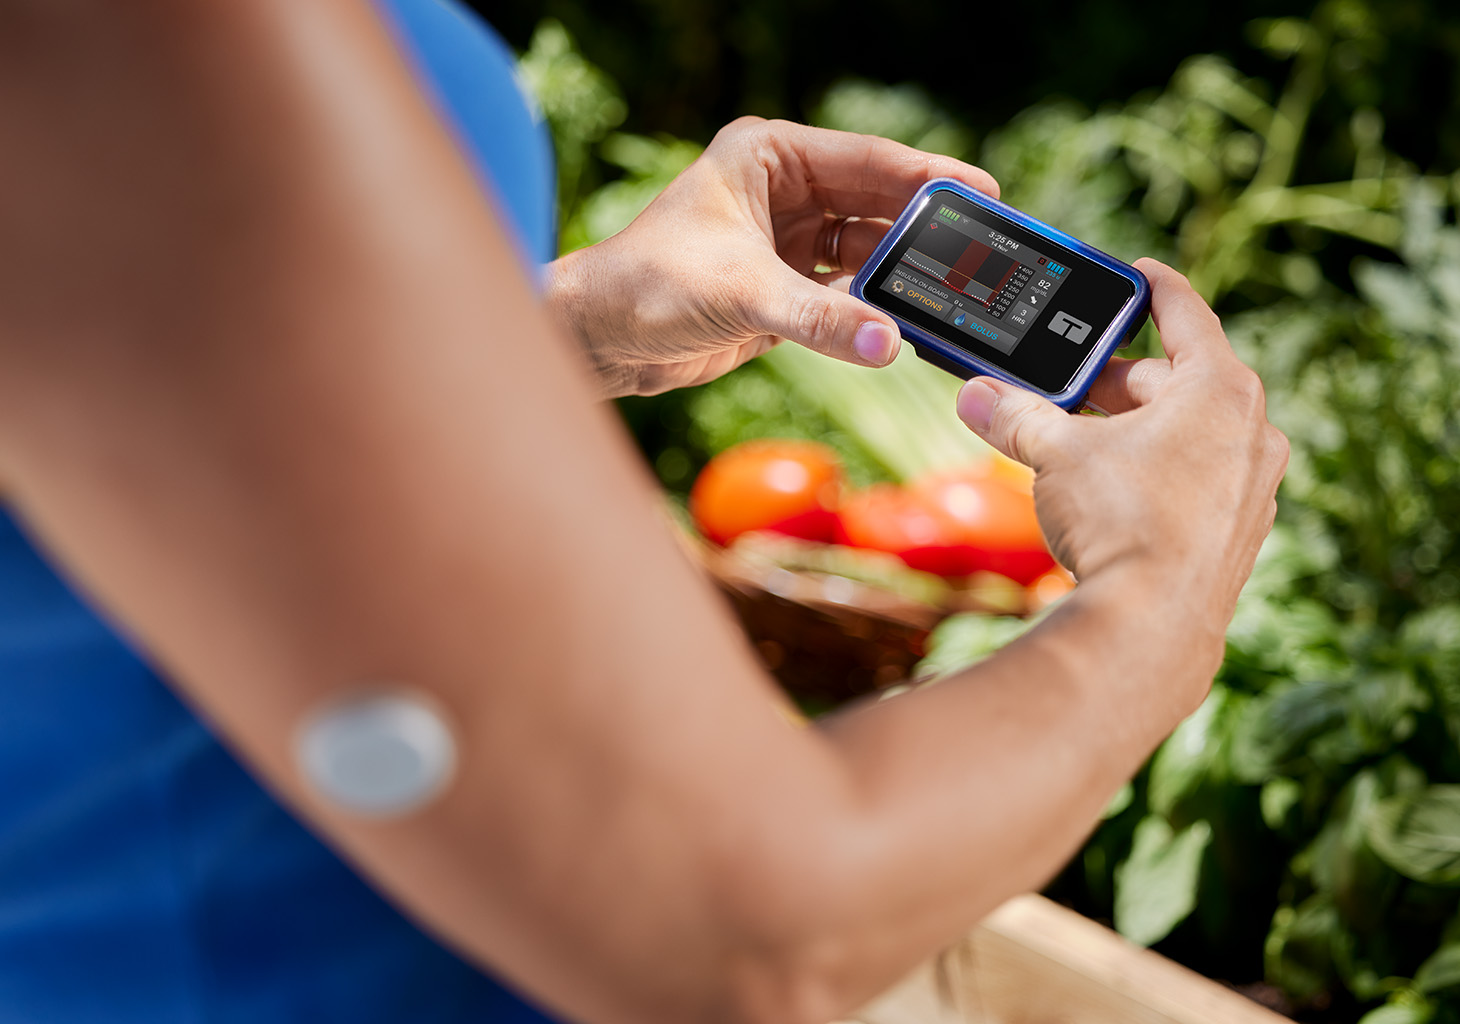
[
  {"left": 857, "top": 185, "right": 1145, "bottom": 400},
  {"left": 882, "top": 204, "right": 1072, "bottom": 355}
]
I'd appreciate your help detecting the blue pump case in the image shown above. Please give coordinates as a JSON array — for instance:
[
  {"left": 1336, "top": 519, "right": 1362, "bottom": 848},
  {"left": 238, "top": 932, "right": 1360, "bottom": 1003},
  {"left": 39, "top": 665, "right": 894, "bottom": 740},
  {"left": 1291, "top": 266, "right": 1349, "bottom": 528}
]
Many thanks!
[{"left": 851, "top": 178, "right": 1150, "bottom": 410}]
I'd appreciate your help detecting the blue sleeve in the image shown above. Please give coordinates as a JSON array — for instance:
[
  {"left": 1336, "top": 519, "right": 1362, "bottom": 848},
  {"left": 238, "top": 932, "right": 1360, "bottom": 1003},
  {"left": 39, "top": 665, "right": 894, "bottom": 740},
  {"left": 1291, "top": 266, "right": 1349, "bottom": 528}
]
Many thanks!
[{"left": 377, "top": 0, "right": 558, "bottom": 267}]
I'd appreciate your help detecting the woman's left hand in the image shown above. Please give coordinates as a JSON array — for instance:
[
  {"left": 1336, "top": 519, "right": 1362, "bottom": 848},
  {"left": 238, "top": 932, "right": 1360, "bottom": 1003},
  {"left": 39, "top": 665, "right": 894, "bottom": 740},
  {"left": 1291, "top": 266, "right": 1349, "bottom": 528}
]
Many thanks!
[{"left": 544, "top": 117, "right": 999, "bottom": 398}]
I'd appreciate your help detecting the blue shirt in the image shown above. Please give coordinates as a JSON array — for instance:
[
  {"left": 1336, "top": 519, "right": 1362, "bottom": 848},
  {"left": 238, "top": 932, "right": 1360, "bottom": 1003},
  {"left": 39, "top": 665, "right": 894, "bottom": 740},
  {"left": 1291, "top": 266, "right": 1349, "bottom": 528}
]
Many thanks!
[{"left": 0, "top": 3, "right": 557, "bottom": 1020}]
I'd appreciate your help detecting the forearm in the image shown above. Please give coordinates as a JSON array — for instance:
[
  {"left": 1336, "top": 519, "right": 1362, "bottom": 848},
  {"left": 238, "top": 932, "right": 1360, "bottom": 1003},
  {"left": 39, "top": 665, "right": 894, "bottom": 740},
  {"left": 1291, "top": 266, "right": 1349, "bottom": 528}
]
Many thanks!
[
  {"left": 831, "top": 561, "right": 1220, "bottom": 814},
  {"left": 658, "top": 559, "right": 1219, "bottom": 1021},
  {"left": 803, "top": 562, "right": 1221, "bottom": 1002}
]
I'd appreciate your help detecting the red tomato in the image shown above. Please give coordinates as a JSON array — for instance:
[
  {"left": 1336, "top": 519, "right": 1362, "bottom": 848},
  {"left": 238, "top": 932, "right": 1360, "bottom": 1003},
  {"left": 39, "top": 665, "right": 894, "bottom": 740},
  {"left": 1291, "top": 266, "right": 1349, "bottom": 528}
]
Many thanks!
[
  {"left": 690, "top": 439, "right": 842, "bottom": 546},
  {"left": 911, "top": 470, "right": 1055, "bottom": 583},
  {"left": 837, "top": 467, "right": 1054, "bottom": 581},
  {"left": 835, "top": 484, "right": 950, "bottom": 557}
]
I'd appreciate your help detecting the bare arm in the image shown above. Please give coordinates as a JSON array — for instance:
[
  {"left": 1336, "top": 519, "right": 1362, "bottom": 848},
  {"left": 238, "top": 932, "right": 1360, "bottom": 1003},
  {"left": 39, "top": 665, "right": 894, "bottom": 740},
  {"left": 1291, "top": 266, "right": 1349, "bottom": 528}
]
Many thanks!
[{"left": 0, "top": 4, "right": 1285, "bottom": 1024}]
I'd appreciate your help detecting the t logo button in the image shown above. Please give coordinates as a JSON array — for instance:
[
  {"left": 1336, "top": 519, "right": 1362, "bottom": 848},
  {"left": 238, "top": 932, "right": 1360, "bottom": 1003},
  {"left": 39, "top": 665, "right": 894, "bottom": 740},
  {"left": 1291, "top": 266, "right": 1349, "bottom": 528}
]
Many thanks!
[{"left": 1048, "top": 311, "right": 1092, "bottom": 344}]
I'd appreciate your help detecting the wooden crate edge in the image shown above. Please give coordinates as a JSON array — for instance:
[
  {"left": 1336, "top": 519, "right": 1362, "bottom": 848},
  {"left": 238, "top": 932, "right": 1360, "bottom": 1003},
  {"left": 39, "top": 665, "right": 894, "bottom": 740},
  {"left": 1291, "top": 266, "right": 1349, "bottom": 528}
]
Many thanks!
[{"left": 841, "top": 894, "right": 1289, "bottom": 1024}]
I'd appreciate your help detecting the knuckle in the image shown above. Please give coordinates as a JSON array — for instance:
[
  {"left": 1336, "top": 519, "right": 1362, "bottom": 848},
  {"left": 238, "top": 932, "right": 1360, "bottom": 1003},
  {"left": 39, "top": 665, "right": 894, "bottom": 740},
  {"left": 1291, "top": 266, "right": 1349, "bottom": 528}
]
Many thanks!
[
  {"left": 996, "top": 402, "right": 1049, "bottom": 464},
  {"left": 718, "top": 115, "right": 767, "bottom": 141},
  {"left": 710, "top": 116, "right": 771, "bottom": 158},
  {"left": 998, "top": 407, "right": 1030, "bottom": 460},
  {"left": 1222, "top": 366, "right": 1266, "bottom": 415},
  {"left": 1265, "top": 424, "right": 1291, "bottom": 465},
  {"left": 790, "top": 293, "right": 841, "bottom": 351},
  {"left": 1131, "top": 358, "right": 1170, "bottom": 396}
]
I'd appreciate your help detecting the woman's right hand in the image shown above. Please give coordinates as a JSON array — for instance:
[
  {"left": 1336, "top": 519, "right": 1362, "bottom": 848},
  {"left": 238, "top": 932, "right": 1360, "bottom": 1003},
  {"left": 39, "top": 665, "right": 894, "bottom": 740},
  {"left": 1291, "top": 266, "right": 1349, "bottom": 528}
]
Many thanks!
[{"left": 956, "top": 259, "right": 1289, "bottom": 676}]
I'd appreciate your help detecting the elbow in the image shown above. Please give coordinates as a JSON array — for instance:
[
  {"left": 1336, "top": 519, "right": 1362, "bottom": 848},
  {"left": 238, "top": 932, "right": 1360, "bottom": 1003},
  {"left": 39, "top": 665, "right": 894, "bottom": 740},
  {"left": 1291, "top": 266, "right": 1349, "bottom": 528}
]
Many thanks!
[
  {"left": 717, "top": 937, "right": 854, "bottom": 1024},
  {"left": 701, "top": 818, "right": 910, "bottom": 1024}
]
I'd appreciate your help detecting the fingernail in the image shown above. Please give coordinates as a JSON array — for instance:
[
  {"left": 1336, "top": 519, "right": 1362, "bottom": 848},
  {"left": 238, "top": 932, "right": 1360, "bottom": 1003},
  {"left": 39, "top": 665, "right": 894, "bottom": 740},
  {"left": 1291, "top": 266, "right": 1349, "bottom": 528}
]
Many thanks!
[
  {"left": 853, "top": 322, "right": 899, "bottom": 366},
  {"left": 957, "top": 380, "right": 997, "bottom": 432}
]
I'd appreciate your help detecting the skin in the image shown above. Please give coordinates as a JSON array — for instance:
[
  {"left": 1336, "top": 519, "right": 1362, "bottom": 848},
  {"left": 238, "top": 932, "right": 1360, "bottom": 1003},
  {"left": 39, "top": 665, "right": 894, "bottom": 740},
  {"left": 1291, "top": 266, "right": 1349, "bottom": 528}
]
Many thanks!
[
  {"left": 546, "top": 118, "right": 999, "bottom": 397},
  {"left": 0, "top": 2, "right": 1287, "bottom": 1024}
]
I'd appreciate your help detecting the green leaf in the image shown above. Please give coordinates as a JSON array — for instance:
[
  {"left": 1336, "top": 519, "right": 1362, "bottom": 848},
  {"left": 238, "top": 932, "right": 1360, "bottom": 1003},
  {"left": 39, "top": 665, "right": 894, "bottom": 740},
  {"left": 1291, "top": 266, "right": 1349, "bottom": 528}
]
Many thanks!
[
  {"left": 1230, "top": 679, "right": 1349, "bottom": 782},
  {"left": 1305, "top": 768, "right": 1401, "bottom": 934},
  {"left": 575, "top": 134, "right": 702, "bottom": 244},
  {"left": 1401, "top": 605, "right": 1460, "bottom": 680},
  {"left": 1265, "top": 895, "right": 1344, "bottom": 1003},
  {"left": 1261, "top": 777, "right": 1304, "bottom": 832},
  {"left": 1148, "top": 687, "right": 1231, "bottom": 819},
  {"left": 1114, "top": 816, "right": 1213, "bottom": 947},
  {"left": 1248, "top": 17, "right": 1315, "bottom": 59},
  {"left": 1229, "top": 671, "right": 1423, "bottom": 786},
  {"left": 1241, "top": 521, "right": 1340, "bottom": 597},
  {"left": 1356, "top": 995, "right": 1436, "bottom": 1024},
  {"left": 1224, "top": 594, "right": 1345, "bottom": 679},
  {"left": 1343, "top": 669, "right": 1430, "bottom": 752},
  {"left": 912, "top": 613, "right": 1034, "bottom": 683},
  {"left": 813, "top": 78, "right": 973, "bottom": 158},
  {"left": 1404, "top": 607, "right": 1460, "bottom": 747},
  {"left": 1102, "top": 783, "right": 1134, "bottom": 821},
  {"left": 760, "top": 341, "right": 990, "bottom": 482},
  {"left": 514, "top": 18, "right": 627, "bottom": 239},
  {"left": 1415, "top": 943, "right": 1460, "bottom": 994},
  {"left": 1368, "top": 787, "right": 1460, "bottom": 886}
]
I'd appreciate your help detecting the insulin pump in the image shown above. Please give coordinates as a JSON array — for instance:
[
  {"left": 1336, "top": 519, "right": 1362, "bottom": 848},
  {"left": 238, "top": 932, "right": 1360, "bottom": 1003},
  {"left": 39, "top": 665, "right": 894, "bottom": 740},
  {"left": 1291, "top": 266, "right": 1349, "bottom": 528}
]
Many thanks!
[{"left": 852, "top": 178, "right": 1150, "bottom": 410}]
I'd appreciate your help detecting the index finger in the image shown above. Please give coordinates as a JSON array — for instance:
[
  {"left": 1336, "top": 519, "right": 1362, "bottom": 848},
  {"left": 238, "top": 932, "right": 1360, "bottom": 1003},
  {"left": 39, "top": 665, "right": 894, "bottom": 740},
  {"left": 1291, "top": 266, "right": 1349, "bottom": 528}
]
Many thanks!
[
  {"left": 764, "top": 120, "right": 1000, "bottom": 219},
  {"left": 1086, "top": 356, "right": 1172, "bottom": 414},
  {"left": 1136, "top": 258, "right": 1233, "bottom": 369}
]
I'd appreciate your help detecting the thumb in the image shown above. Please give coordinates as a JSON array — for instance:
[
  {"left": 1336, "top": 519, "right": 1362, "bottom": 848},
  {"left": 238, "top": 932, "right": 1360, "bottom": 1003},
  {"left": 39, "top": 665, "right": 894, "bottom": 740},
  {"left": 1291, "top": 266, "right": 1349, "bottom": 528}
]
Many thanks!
[
  {"left": 956, "top": 377, "right": 1071, "bottom": 469},
  {"left": 750, "top": 265, "right": 902, "bottom": 367}
]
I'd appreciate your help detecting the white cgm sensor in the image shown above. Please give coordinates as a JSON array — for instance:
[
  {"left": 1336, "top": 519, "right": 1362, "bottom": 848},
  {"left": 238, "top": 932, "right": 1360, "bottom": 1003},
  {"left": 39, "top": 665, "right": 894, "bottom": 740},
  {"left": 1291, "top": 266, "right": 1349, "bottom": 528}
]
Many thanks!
[{"left": 295, "top": 690, "right": 457, "bottom": 818}]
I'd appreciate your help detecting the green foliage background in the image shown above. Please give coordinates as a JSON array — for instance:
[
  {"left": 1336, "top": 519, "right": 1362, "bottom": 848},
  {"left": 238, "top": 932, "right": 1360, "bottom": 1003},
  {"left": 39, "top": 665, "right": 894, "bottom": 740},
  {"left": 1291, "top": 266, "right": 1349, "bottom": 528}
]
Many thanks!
[{"left": 504, "top": 1, "right": 1460, "bottom": 1019}]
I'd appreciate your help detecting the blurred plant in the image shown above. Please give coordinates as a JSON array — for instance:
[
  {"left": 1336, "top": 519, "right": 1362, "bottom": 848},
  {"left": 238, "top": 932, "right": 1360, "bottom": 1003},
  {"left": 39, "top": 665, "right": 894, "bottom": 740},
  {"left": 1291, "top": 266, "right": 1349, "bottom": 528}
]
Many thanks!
[
  {"left": 1121, "top": 9, "right": 1411, "bottom": 302},
  {"left": 981, "top": 5, "right": 1452, "bottom": 308},
  {"left": 812, "top": 78, "right": 975, "bottom": 162}
]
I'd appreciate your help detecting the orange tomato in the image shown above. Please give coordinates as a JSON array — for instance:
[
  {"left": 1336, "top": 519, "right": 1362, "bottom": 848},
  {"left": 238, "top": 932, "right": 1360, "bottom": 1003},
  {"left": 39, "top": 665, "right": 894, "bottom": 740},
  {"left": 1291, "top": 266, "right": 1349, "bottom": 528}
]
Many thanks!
[
  {"left": 1028, "top": 565, "right": 1077, "bottom": 609},
  {"left": 689, "top": 439, "right": 842, "bottom": 546},
  {"left": 985, "top": 453, "right": 1035, "bottom": 496}
]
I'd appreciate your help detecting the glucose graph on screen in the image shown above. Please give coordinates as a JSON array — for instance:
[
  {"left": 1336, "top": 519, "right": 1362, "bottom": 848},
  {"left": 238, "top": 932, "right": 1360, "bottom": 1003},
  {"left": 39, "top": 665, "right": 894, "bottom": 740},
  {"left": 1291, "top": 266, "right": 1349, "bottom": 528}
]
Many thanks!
[
  {"left": 901, "top": 220, "right": 1020, "bottom": 306},
  {"left": 881, "top": 202, "right": 1074, "bottom": 351}
]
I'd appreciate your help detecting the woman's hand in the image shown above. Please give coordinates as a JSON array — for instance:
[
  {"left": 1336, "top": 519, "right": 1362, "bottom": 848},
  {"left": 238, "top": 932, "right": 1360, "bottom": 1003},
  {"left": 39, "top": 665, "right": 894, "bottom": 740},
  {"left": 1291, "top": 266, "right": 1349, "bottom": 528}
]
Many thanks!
[
  {"left": 545, "top": 117, "right": 999, "bottom": 398},
  {"left": 956, "top": 259, "right": 1289, "bottom": 700}
]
